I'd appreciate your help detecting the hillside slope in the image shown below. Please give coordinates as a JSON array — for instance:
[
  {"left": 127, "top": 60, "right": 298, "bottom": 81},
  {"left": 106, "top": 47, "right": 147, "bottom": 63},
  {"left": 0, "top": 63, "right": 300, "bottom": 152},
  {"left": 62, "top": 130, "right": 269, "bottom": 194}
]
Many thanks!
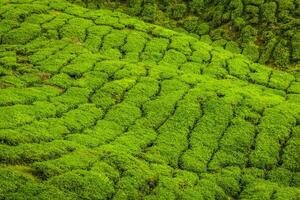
[
  {"left": 68, "top": 0, "right": 300, "bottom": 70},
  {"left": 0, "top": 0, "right": 300, "bottom": 199}
]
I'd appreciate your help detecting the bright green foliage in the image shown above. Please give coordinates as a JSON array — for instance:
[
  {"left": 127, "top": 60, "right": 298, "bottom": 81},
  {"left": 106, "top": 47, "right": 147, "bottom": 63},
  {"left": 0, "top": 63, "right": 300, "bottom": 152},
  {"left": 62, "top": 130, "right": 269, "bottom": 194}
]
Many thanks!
[
  {"left": 0, "top": 86, "right": 61, "bottom": 106},
  {"left": 227, "top": 57, "right": 250, "bottom": 80},
  {"left": 123, "top": 31, "right": 148, "bottom": 53},
  {"left": 0, "top": 140, "right": 78, "bottom": 164},
  {"left": 85, "top": 25, "right": 112, "bottom": 52},
  {"left": 47, "top": 73, "right": 74, "bottom": 89},
  {"left": 169, "top": 36, "right": 195, "bottom": 55},
  {"left": 269, "top": 71, "right": 295, "bottom": 90},
  {"left": 0, "top": 168, "right": 74, "bottom": 199},
  {"left": 2, "top": 23, "right": 41, "bottom": 45},
  {"left": 61, "top": 53, "right": 100, "bottom": 76},
  {"left": 67, "top": 120, "right": 124, "bottom": 147},
  {"left": 248, "top": 63, "right": 271, "bottom": 85},
  {"left": 159, "top": 49, "right": 187, "bottom": 67},
  {"left": 61, "top": 104, "right": 103, "bottom": 132},
  {"left": 60, "top": 18, "right": 94, "bottom": 41},
  {"left": 0, "top": 0, "right": 299, "bottom": 199},
  {"left": 48, "top": 170, "right": 115, "bottom": 199},
  {"left": 95, "top": 14, "right": 125, "bottom": 29},
  {"left": 141, "top": 37, "right": 169, "bottom": 64},
  {"left": 105, "top": 103, "right": 141, "bottom": 127},
  {"left": 0, "top": 101, "right": 59, "bottom": 129}
]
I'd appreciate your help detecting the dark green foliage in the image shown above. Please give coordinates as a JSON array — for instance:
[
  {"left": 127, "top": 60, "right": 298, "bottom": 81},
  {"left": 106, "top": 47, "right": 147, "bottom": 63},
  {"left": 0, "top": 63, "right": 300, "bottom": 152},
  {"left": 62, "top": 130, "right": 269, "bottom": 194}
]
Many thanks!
[
  {"left": 261, "top": 2, "right": 277, "bottom": 23},
  {"left": 172, "top": 3, "right": 186, "bottom": 19},
  {"left": 259, "top": 38, "right": 277, "bottom": 64},
  {"left": 292, "top": 32, "right": 300, "bottom": 61},
  {"left": 242, "top": 44, "right": 259, "bottom": 62},
  {"left": 225, "top": 41, "right": 241, "bottom": 54},
  {"left": 273, "top": 41, "right": 291, "bottom": 68}
]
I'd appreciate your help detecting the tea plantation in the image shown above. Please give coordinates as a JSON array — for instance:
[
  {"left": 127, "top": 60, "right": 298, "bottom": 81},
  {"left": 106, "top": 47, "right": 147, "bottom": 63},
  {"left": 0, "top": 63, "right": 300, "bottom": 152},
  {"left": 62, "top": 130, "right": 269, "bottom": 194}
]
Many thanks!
[{"left": 0, "top": 0, "right": 299, "bottom": 199}]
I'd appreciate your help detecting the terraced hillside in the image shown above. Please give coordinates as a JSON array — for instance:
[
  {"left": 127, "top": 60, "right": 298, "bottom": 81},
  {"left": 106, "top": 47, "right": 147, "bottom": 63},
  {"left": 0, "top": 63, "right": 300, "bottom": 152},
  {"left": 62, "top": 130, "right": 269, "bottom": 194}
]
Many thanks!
[
  {"left": 68, "top": 0, "right": 300, "bottom": 70},
  {"left": 0, "top": 0, "right": 300, "bottom": 199}
]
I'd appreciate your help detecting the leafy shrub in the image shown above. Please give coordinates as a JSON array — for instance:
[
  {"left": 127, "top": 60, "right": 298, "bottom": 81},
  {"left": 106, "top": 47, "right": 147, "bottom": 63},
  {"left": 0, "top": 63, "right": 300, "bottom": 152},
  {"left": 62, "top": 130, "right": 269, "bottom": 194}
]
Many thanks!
[
  {"left": 160, "top": 49, "right": 187, "bottom": 67},
  {"left": 0, "top": 86, "right": 61, "bottom": 106},
  {"left": 2, "top": 23, "right": 41, "bottom": 45},
  {"left": 225, "top": 41, "right": 241, "bottom": 54},
  {"left": 102, "top": 30, "right": 127, "bottom": 50},
  {"left": 242, "top": 43, "right": 259, "bottom": 62},
  {"left": 239, "top": 180, "right": 276, "bottom": 199},
  {"left": 0, "top": 101, "right": 60, "bottom": 129},
  {"left": 141, "top": 37, "right": 169, "bottom": 64},
  {"left": 61, "top": 53, "right": 99, "bottom": 76},
  {"left": 85, "top": 25, "right": 112, "bottom": 52},
  {"left": 60, "top": 18, "right": 94, "bottom": 41},
  {"left": 91, "top": 77, "right": 136, "bottom": 108},
  {"left": 51, "top": 87, "right": 91, "bottom": 106},
  {"left": 61, "top": 104, "right": 102, "bottom": 132},
  {"left": 269, "top": 71, "right": 295, "bottom": 90},
  {"left": 183, "top": 16, "right": 199, "bottom": 33},
  {"left": 227, "top": 57, "right": 250, "bottom": 80},
  {"left": 0, "top": 140, "right": 78, "bottom": 164},
  {"left": 209, "top": 118, "right": 255, "bottom": 170},
  {"left": 273, "top": 41, "right": 290, "bottom": 68},
  {"left": 172, "top": 3, "right": 186, "bottom": 19},
  {"left": 261, "top": 2, "right": 277, "bottom": 23},
  {"left": 48, "top": 170, "right": 115, "bottom": 200},
  {"left": 105, "top": 102, "right": 141, "bottom": 127}
]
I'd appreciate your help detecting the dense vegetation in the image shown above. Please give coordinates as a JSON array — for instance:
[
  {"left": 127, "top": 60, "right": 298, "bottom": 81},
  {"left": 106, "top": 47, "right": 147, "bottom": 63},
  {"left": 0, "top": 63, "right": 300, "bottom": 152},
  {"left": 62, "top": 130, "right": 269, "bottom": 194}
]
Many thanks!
[
  {"left": 68, "top": 0, "right": 300, "bottom": 70},
  {"left": 0, "top": 0, "right": 299, "bottom": 199}
]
